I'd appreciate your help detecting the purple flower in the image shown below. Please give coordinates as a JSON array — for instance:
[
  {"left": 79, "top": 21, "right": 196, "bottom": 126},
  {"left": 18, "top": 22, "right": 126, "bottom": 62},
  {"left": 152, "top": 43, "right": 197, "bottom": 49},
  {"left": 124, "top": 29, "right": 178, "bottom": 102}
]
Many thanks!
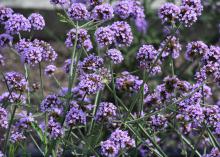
[
  {"left": 78, "top": 73, "right": 104, "bottom": 94},
  {"left": 10, "top": 129, "right": 26, "bottom": 143},
  {"left": 113, "top": 0, "right": 133, "bottom": 19},
  {"left": 110, "top": 21, "right": 133, "bottom": 47},
  {"left": 95, "top": 26, "right": 115, "bottom": 48},
  {"left": 109, "top": 128, "right": 135, "bottom": 149},
  {"left": 131, "top": 0, "right": 145, "bottom": 19},
  {"left": 40, "top": 94, "right": 63, "bottom": 115},
  {"left": 100, "top": 140, "right": 119, "bottom": 157},
  {"left": 15, "top": 112, "right": 34, "bottom": 129},
  {"left": 116, "top": 71, "right": 148, "bottom": 93},
  {"left": 106, "top": 49, "right": 124, "bottom": 64},
  {"left": 136, "top": 44, "right": 161, "bottom": 75},
  {"left": 203, "top": 105, "right": 220, "bottom": 127},
  {"left": 185, "top": 41, "right": 209, "bottom": 61},
  {"left": 203, "top": 148, "right": 220, "bottom": 157},
  {"left": 14, "top": 38, "right": 32, "bottom": 55},
  {"left": 65, "top": 28, "right": 93, "bottom": 51},
  {"left": 91, "top": 3, "right": 114, "bottom": 21},
  {"left": 179, "top": 6, "right": 197, "bottom": 27},
  {"left": 22, "top": 45, "right": 43, "bottom": 65},
  {"left": 62, "top": 59, "right": 72, "bottom": 73},
  {"left": 90, "top": 0, "right": 103, "bottom": 6},
  {"left": 0, "top": 107, "right": 8, "bottom": 129},
  {"left": 4, "top": 13, "right": 31, "bottom": 35},
  {"left": 0, "top": 7, "right": 14, "bottom": 23},
  {"left": 149, "top": 114, "right": 168, "bottom": 131},
  {"left": 158, "top": 3, "right": 180, "bottom": 24},
  {"left": 181, "top": 0, "right": 203, "bottom": 16},
  {"left": 65, "top": 106, "right": 86, "bottom": 126},
  {"left": 202, "top": 46, "right": 220, "bottom": 64},
  {"left": 79, "top": 54, "right": 103, "bottom": 73},
  {"left": 144, "top": 93, "right": 161, "bottom": 107},
  {"left": 0, "top": 92, "right": 26, "bottom": 104},
  {"left": 47, "top": 117, "right": 64, "bottom": 139},
  {"left": 95, "top": 102, "right": 117, "bottom": 122},
  {"left": 28, "top": 13, "right": 45, "bottom": 30},
  {"left": 183, "top": 104, "right": 204, "bottom": 125},
  {"left": 44, "top": 65, "right": 57, "bottom": 77},
  {"left": 67, "top": 3, "right": 88, "bottom": 21},
  {"left": 0, "top": 33, "right": 13, "bottom": 47},
  {"left": 160, "top": 36, "right": 182, "bottom": 59},
  {"left": 4, "top": 72, "right": 27, "bottom": 92}
]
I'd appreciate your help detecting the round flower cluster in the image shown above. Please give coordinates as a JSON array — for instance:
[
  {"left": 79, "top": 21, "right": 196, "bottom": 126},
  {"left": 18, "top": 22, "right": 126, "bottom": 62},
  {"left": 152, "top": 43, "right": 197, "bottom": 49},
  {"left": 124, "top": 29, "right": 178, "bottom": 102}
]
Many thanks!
[
  {"left": 78, "top": 73, "right": 104, "bottom": 94},
  {"left": 110, "top": 21, "right": 133, "bottom": 47},
  {"left": 101, "top": 129, "right": 135, "bottom": 157},
  {"left": 4, "top": 72, "right": 27, "bottom": 92},
  {"left": 0, "top": 6, "right": 14, "bottom": 23},
  {"left": 149, "top": 114, "right": 168, "bottom": 131},
  {"left": 10, "top": 130, "right": 26, "bottom": 143},
  {"left": 159, "top": 0, "right": 203, "bottom": 27},
  {"left": 91, "top": 3, "right": 114, "bottom": 21},
  {"left": 95, "top": 102, "right": 117, "bottom": 122},
  {"left": 136, "top": 44, "right": 161, "bottom": 75},
  {"left": 4, "top": 13, "right": 31, "bottom": 34},
  {"left": 78, "top": 54, "right": 104, "bottom": 73},
  {"left": 106, "top": 49, "right": 124, "bottom": 64},
  {"left": 113, "top": 0, "right": 133, "bottom": 19},
  {"left": 65, "top": 106, "right": 86, "bottom": 127},
  {"left": 40, "top": 94, "right": 63, "bottom": 115},
  {"left": 28, "top": 13, "right": 45, "bottom": 30},
  {"left": 15, "top": 39, "right": 57, "bottom": 66},
  {"left": 67, "top": 3, "right": 88, "bottom": 21},
  {"left": 160, "top": 36, "right": 182, "bottom": 59},
  {"left": 44, "top": 65, "right": 57, "bottom": 77},
  {"left": 65, "top": 28, "right": 93, "bottom": 51},
  {"left": 47, "top": 117, "right": 64, "bottom": 139},
  {"left": 159, "top": 3, "right": 180, "bottom": 25},
  {"left": 95, "top": 26, "right": 115, "bottom": 48},
  {"left": 185, "top": 41, "right": 209, "bottom": 61},
  {"left": 15, "top": 112, "right": 34, "bottom": 129},
  {"left": 116, "top": 71, "right": 148, "bottom": 93}
]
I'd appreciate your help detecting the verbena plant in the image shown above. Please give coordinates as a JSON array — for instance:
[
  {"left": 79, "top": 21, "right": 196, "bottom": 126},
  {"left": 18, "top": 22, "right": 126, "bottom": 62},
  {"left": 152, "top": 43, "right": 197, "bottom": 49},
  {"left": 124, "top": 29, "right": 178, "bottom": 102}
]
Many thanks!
[{"left": 0, "top": 0, "right": 219, "bottom": 156}]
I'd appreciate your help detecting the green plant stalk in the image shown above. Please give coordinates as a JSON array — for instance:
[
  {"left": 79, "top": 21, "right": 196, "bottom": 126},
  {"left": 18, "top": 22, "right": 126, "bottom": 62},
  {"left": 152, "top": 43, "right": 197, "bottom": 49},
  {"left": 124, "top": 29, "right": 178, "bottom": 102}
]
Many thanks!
[
  {"left": 3, "top": 105, "right": 18, "bottom": 154},
  {"left": 105, "top": 84, "right": 167, "bottom": 157},
  {"left": 24, "top": 64, "right": 31, "bottom": 112},
  {"left": 88, "top": 91, "right": 101, "bottom": 135}
]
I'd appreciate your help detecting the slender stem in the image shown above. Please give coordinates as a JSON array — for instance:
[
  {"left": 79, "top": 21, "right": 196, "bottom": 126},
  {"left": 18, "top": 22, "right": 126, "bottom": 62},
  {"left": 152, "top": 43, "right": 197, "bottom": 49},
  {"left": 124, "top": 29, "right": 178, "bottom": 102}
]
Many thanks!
[
  {"left": 88, "top": 91, "right": 101, "bottom": 135},
  {"left": 39, "top": 63, "right": 44, "bottom": 98},
  {"left": 29, "top": 134, "right": 44, "bottom": 156},
  {"left": 24, "top": 64, "right": 31, "bottom": 112},
  {"left": 3, "top": 105, "right": 17, "bottom": 154}
]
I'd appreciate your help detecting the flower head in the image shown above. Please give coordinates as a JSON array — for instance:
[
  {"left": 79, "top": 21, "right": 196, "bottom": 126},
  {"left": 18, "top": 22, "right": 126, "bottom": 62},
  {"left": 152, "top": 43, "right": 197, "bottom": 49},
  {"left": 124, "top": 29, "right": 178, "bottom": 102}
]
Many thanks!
[
  {"left": 159, "top": 3, "right": 180, "bottom": 24},
  {"left": 68, "top": 3, "right": 88, "bottom": 21},
  {"left": 91, "top": 3, "right": 114, "bottom": 21},
  {"left": 0, "top": 107, "right": 8, "bottom": 129},
  {"left": 28, "top": 13, "right": 45, "bottom": 30},
  {"left": 106, "top": 49, "right": 124, "bottom": 64},
  {"left": 95, "top": 26, "right": 115, "bottom": 48},
  {"left": 95, "top": 102, "right": 117, "bottom": 122},
  {"left": 0, "top": 7, "right": 14, "bottom": 23},
  {"left": 66, "top": 106, "right": 86, "bottom": 126},
  {"left": 0, "top": 33, "right": 13, "bottom": 47},
  {"left": 44, "top": 65, "right": 57, "bottom": 77}
]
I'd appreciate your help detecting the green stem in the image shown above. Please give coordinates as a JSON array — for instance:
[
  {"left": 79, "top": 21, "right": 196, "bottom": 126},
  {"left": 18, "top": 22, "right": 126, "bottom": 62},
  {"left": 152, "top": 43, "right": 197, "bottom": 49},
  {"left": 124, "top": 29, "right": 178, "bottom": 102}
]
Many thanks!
[{"left": 3, "top": 105, "right": 17, "bottom": 154}]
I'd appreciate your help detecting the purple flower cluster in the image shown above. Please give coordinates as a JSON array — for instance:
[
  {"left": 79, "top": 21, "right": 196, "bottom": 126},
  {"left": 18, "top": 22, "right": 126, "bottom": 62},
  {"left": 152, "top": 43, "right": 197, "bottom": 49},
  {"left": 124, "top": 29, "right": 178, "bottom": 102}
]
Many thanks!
[
  {"left": 160, "top": 36, "right": 182, "bottom": 59},
  {"left": 203, "top": 148, "right": 220, "bottom": 157},
  {"left": 15, "top": 39, "right": 57, "bottom": 66},
  {"left": 95, "top": 102, "right": 117, "bottom": 122},
  {"left": 136, "top": 44, "right": 161, "bottom": 75},
  {"left": 65, "top": 28, "right": 93, "bottom": 51},
  {"left": 185, "top": 41, "right": 209, "bottom": 61},
  {"left": 106, "top": 49, "right": 124, "bottom": 64},
  {"left": 4, "top": 13, "right": 31, "bottom": 35},
  {"left": 149, "top": 114, "right": 168, "bottom": 131},
  {"left": 116, "top": 71, "right": 148, "bottom": 93},
  {"left": 0, "top": 6, "right": 14, "bottom": 23},
  {"left": 40, "top": 94, "right": 63, "bottom": 115},
  {"left": 15, "top": 112, "right": 34, "bottom": 129},
  {"left": 78, "top": 73, "right": 104, "bottom": 94},
  {"left": 91, "top": 3, "right": 114, "bottom": 21},
  {"left": 0, "top": 107, "right": 8, "bottom": 129},
  {"left": 28, "top": 13, "right": 45, "bottom": 30},
  {"left": 95, "top": 26, "right": 115, "bottom": 48},
  {"left": 4, "top": 72, "right": 27, "bottom": 92},
  {"left": 159, "top": 3, "right": 180, "bottom": 25},
  {"left": 47, "top": 117, "right": 64, "bottom": 139},
  {"left": 0, "top": 92, "right": 26, "bottom": 104},
  {"left": 10, "top": 129, "right": 26, "bottom": 143},
  {"left": 68, "top": 3, "right": 88, "bottom": 21},
  {"left": 78, "top": 54, "right": 104, "bottom": 73},
  {"left": 65, "top": 106, "right": 86, "bottom": 126},
  {"left": 44, "top": 65, "right": 57, "bottom": 77},
  {"left": 101, "top": 129, "right": 135, "bottom": 157},
  {"left": 159, "top": 0, "right": 203, "bottom": 27}
]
